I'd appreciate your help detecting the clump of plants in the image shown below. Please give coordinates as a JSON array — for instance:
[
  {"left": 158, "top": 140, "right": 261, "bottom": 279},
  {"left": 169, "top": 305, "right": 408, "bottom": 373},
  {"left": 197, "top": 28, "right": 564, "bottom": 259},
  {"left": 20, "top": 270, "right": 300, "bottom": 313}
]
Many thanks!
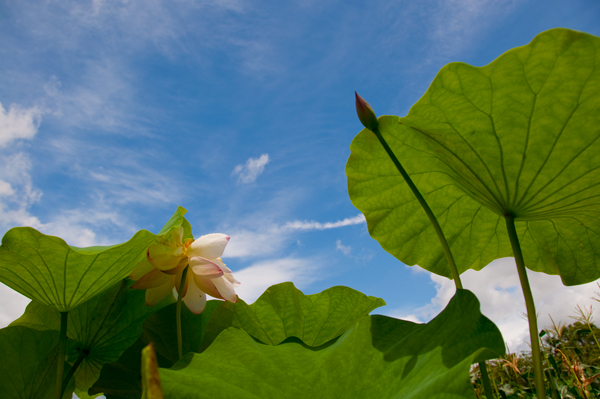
[{"left": 471, "top": 302, "right": 600, "bottom": 398}]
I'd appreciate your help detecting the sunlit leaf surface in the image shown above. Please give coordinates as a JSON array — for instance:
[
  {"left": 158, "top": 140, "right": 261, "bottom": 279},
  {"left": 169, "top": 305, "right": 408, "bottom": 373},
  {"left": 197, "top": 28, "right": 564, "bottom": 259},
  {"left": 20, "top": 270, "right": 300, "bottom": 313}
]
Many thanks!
[
  {"left": 347, "top": 28, "right": 600, "bottom": 285},
  {"left": 201, "top": 282, "right": 386, "bottom": 348},
  {"left": 159, "top": 289, "right": 504, "bottom": 399},
  {"left": 0, "top": 207, "right": 189, "bottom": 312},
  {"left": 91, "top": 283, "right": 385, "bottom": 398}
]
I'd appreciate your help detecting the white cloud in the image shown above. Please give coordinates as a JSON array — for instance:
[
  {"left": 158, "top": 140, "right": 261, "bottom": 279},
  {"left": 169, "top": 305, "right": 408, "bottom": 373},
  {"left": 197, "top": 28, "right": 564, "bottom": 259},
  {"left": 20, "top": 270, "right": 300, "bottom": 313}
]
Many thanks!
[
  {"left": 232, "top": 154, "right": 270, "bottom": 184},
  {"left": 427, "top": 0, "right": 518, "bottom": 57},
  {"left": 43, "top": 63, "right": 134, "bottom": 131},
  {"left": 336, "top": 239, "right": 351, "bottom": 256},
  {"left": 224, "top": 213, "right": 366, "bottom": 258},
  {"left": 0, "top": 181, "right": 14, "bottom": 197},
  {"left": 384, "top": 258, "right": 600, "bottom": 352},
  {"left": 224, "top": 227, "right": 288, "bottom": 258},
  {"left": 0, "top": 152, "right": 43, "bottom": 225},
  {"left": 0, "top": 283, "right": 30, "bottom": 328},
  {"left": 231, "top": 257, "right": 323, "bottom": 304},
  {"left": 88, "top": 167, "right": 181, "bottom": 206},
  {"left": 283, "top": 214, "right": 365, "bottom": 231},
  {"left": 0, "top": 102, "right": 44, "bottom": 147}
]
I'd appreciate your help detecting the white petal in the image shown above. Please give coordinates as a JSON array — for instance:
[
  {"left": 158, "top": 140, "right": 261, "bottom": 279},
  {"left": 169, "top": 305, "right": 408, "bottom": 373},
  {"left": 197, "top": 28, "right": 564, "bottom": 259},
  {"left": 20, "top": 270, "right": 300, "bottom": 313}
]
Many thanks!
[
  {"left": 187, "top": 233, "right": 229, "bottom": 259},
  {"left": 214, "top": 258, "right": 231, "bottom": 273},
  {"left": 189, "top": 257, "right": 224, "bottom": 278},
  {"left": 193, "top": 274, "right": 222, "bottom": 298},
  {"left": 213, "top": 276, "right": 237, "bottom": 302},
  {"left": 183, "top": 279, "right": 208, "bottom": 314},
  {"left": 225, "top": 272, "right": 241, "bottom": 287}
]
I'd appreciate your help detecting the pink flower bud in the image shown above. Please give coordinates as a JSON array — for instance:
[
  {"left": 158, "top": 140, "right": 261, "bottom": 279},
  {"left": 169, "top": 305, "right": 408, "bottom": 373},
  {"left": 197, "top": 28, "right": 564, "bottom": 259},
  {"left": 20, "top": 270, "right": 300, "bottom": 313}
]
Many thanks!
[{"left": 355, "top": 91, "right": 378, "bottom": 131}]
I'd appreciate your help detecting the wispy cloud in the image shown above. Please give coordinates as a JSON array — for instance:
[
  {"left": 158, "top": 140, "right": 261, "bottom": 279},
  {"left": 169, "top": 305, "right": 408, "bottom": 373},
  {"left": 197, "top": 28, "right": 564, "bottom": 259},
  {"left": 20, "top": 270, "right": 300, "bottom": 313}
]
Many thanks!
[
  {"left": 43, "top": 62, "right": 137, "bottom": 131},
  {"left": 282, "top": 214, "right": 365, "bottom": 231},
  {"left": 232, "top": 154, "right": 270, "bottom": 184},
  {"left": 224, "top": 213, "right": 366, "bottom": 258},
  {"left": 0, "top": 102, "right": 44, "bottom": 147},
  {"left": 0, "top": 101, "right": 145, "bottom": 247},
  {"left": 427, "top": 0, "right": 519, "bottom": 57},
  {"left": 383, "top": 258, "right": 600, "bottom": 352},
  {"left": 336, "top": 239, "right": 351, "bottom": 256},
  {"left": 232, "top": 257, "right": 324, "bottom": 304}
]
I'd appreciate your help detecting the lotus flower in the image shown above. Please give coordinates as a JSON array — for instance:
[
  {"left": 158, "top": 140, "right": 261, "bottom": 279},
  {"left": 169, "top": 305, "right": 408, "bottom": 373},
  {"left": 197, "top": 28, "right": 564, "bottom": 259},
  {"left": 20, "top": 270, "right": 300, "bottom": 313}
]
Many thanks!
[{"left": 130, "top": 227, "right": 239, "bottom": 314}]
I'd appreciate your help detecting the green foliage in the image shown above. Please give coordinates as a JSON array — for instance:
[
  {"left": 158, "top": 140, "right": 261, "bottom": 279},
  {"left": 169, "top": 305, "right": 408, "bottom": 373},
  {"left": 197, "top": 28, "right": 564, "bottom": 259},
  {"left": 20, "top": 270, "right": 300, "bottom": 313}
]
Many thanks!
[
  {"left": 0, "top": 207, "right": 189, "bottom": 313},
  {"left": 91, "top": 283, "right": 387, "bottom": 398},
  {"left": 346, "top": 28, "right": 600, "bottom": 285},
  {"left": 9, "top": 279, "right": 174, "bottom": 396},
  {"left": 471, "top": 322, "right": 600, "bottom": 398},
  {"left": 159, "top": 289, "right": 504, "bottom": 399},
  {"left": 0, "top": 326, "right": 74, "bottom": 399},
  {"left": 201, "top": 282, "right": 386, "bottom": 347},
  {"left": 0, "top": 226, "right": 156, "bottom": 312}
]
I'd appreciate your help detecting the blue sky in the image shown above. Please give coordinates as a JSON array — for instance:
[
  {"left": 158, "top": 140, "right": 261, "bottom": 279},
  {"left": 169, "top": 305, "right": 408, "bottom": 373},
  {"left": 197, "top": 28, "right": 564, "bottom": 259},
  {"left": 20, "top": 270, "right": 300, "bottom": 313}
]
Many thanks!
[{"left": 1, "top": 0, "right": 600, "bottom": 355}]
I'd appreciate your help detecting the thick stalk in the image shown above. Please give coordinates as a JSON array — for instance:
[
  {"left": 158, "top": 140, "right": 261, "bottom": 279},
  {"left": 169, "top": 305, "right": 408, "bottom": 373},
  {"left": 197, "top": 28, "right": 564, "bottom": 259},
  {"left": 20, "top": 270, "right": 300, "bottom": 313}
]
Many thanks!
[
  {"left": 177, "top": 266, "right": 189, "bottom": 361},
  {"left": 55, "top": 312, "right": 68, "bottom": 399},
  {"left": 370, "top": 123, "right": 502, "bottom": 396},
  {"left": 61, "top": 349, "right": 88, "bottom": 395},
  {"left": 505, "top": 215, "right": 546, "bottom": 399},
  {"left": 478, "top": 361, "right": 494, "bottom": 398},
  {"left": 372, "top": 126, "right": 463, "bottom": 289}
]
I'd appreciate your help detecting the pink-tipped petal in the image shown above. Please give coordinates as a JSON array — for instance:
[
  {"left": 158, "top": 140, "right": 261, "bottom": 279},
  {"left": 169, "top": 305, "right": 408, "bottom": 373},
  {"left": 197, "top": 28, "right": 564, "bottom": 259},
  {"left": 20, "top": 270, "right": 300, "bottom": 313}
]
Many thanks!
[
  {"left": 189, "top": 257, "right": 224, "bottom": 278},
  {"left": 193, "top": 274, "right": 222, "bottom": 299},
  {"left": 129, "top": 258, "right": 154, "bottom": 281},
  {"left": 183, "top": 280, "right": 207, "bottom": 314},
  {"left": 187, "top": 233, "right": 230, "bottom": 259},
  {"left": 145, "top": 279, "right": 175, "bottom": 306},
  {"left": 131, "top": 268, "right": 172, "bottom": 290},
  {"left": 213, "top": 276, "right": 237, "bottom": 302},
  {"left": 213, "top": 258, "right": 231, "bottom": 272}
]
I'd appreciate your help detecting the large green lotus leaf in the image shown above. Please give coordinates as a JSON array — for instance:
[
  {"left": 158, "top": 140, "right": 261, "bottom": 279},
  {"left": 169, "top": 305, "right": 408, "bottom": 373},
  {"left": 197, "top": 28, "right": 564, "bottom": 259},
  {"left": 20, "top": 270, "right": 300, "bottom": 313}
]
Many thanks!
[
  {"left": 0, "top": 326, "right": 74, "bottom": 399},
  {"left": 11, "top": 280, "right": 173, "bottom": 397},
  {"left": 159, "top": 289, "right": 504, "bottom": 399},
  {"left": 90, "top": 283, "right": 384, "bottom": 398},
  {"left": 0, "top": 206, "right": 190, "bottom": 312},
  {"left": 346, "top": 28, "right": 600, "bottom": 285},
  {"left": 200, "top": 282, "right": 386, "bottom": 348},
  {"left": 89, "top": 300, "right": 221, "bottom": 398}
]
